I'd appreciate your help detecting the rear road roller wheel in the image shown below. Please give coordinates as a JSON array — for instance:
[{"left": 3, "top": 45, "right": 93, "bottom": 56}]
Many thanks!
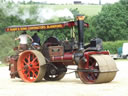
[
  {"left": 78, "top": 55, "right": 118, "bottom": 84},
  {"left": 17, "top": 50, "right": 46, "bottom": 82}
]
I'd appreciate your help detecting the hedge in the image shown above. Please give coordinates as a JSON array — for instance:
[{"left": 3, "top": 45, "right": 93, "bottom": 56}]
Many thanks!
[{"left": 103, "top": 40, "right": 128, "bottom": 54}]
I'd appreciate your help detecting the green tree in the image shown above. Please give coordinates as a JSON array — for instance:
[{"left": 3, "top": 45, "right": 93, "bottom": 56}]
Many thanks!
[
  {"left": 87, "top": 0, "right": 128, "bottom": 41},
  {"left": 120, "top": 0, "right": 128, "bottom": 4}
]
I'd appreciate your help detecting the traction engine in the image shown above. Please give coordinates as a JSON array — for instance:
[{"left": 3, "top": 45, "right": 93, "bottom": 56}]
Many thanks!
[{"left": 5, "top": 15, "right": 118, "bottom": 84}]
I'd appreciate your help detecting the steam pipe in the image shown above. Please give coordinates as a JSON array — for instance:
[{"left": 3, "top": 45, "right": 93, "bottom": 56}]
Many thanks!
[{"left": 77, "top": 15, "right": 85, "bottom": 50}]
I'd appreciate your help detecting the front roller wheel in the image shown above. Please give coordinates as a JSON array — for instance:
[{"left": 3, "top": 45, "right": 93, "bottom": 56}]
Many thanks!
[
  {"left": 17, "top": 50, "right": 46, "bottom": 82},
  {"left": 78, "top": 55, "right": 118, "bottom": 84}
]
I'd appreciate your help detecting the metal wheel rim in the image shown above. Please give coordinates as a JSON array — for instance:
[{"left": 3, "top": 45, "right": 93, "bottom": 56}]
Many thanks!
[
  {"left": 17, "top": 50, "right": 46, "bottom": 82},
  {"left": 78, "top": 57, "right": 99, "bottom": 84}
]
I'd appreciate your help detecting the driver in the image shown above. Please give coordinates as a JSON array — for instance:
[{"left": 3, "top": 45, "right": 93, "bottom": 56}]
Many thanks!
[
  {"left": 15, "top": 31, "right": 33, "bottom": 50},
  {"left": 32, "top": 33, "right": 41, "bottom": 46}
]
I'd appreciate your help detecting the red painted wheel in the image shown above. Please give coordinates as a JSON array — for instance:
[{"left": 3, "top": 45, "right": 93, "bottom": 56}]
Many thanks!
[
  {"left": 17, "top": 50, "right": 46, "bottom": 82},
  {"left": 78, "top": 56, "right": 99, "bottom": 84},
  {"left": 78, "top": 55, "right": 118, "bottom": 84}
]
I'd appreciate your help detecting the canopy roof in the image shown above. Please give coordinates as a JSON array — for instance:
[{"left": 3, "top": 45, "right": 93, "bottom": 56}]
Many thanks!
[
  {"left": 5, "top": 21, "right": 88, "bottom": 32},
  {"left": 5, "top": 21, "right": 76, "bottom": 32}
]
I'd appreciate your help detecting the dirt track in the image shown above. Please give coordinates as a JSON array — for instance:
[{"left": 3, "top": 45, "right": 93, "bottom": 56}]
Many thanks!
[{"left": 0, "top": 61, "right": 128, "bottom": 96}]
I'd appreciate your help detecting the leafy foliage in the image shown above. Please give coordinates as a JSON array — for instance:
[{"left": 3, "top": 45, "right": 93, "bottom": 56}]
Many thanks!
[
  {"left": 88, "top": 0, "right": 128, "bottom": 41},
  {"left": 0, "top": 33, "right": 15, "bottom": 61}
]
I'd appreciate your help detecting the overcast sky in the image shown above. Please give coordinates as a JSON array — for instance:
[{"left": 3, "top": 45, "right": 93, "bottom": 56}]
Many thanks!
[{"left": 11, "top": 0, "right": 120, "bottom": 4}]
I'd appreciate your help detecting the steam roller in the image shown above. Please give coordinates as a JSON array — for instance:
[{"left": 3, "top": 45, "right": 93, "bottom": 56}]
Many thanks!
[{"left": 6, "top": 15, "right": 118, "bottom": 84}]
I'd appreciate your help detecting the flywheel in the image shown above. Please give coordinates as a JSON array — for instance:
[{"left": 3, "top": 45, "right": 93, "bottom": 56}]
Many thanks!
[{"left": 44, "top": 63, "right": 66, "bottom": 81}]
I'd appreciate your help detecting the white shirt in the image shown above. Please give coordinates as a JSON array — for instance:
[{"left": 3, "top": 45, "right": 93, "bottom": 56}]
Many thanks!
[{"left": 19, "top": 34, "right": 28, "bottom": 44}]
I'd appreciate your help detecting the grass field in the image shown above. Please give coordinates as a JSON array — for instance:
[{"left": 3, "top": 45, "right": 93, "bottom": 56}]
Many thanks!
[
  {"left": 43, "top": 5, "right": 102, "bottom": 16},
  {"left": 21, "top": 4, "right": 102, "bottom": 17}
]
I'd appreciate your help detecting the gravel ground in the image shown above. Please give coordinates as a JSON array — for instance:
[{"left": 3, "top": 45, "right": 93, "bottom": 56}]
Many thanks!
[{"left": 0, "top": 61, "right": 128, "bottom": 96}]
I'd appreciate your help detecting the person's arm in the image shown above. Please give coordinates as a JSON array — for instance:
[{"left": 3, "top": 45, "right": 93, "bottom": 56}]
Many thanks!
[
  {"left": 27, "top": 35, "right": 33, "bottom": 42},
  {"left": 15, "top": 37, "right": 20, "bottom": 40}
]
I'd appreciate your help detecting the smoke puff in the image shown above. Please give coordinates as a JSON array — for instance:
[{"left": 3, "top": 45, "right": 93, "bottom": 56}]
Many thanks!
[
  {"left": 37, "top": 8, "right": 74, "bottom": 22},
  {"left": 1, "top": 2, "right": 74, "bottom": 23}
]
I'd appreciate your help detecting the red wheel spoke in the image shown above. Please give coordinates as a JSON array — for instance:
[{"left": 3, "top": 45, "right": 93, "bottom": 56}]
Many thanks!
[
  {"left": 31, "top": 70, "right": 37, "bottom": 78},
  {"left": 31, "top": 57, "right": 37, "bottom": 64},
  {"left": 34, "top": 62, "right": 39, "bottom": 66},
  {"left": 85, "top": 73, "right": 92, "bottom": 81},
  {"left": 23, "top": 60, "right": 28, "bottom": 65},
  {"left": 26, "top": 70, "right": 30, "bottom": 74},
  {"left": 34, "top": 68, "right": 39, "bottom": 72},
  {"left": 86, "top": 73, "right": 93, "bottom": 81},
  {"left": 32, "top": 54, "right": 35, "bottom": 59},
  {"left": 26, "top": 54, "right": 31, "bottom": 63},
  {"left": 91, "top": 61, "right": 96, "bottom": 68},
  {"left": 90, "top": 73, "right": 96, "bottom": 80},
  {"left": 22, "top": 69, "right": 26, "bottom": 73},
  {"left": 24, "top": 70, "right": 30, "bottom": 78},
  {"left": 27, "top": 73, "right": 30, "bottom": 78},
  {"left": 33, "top": 65, "right": 39, "bottom": 69}
]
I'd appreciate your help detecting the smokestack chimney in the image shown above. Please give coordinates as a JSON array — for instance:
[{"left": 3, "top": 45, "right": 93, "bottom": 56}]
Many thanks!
[{"left": 77, "top": 15, "right": 85, "bottom": 50}]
